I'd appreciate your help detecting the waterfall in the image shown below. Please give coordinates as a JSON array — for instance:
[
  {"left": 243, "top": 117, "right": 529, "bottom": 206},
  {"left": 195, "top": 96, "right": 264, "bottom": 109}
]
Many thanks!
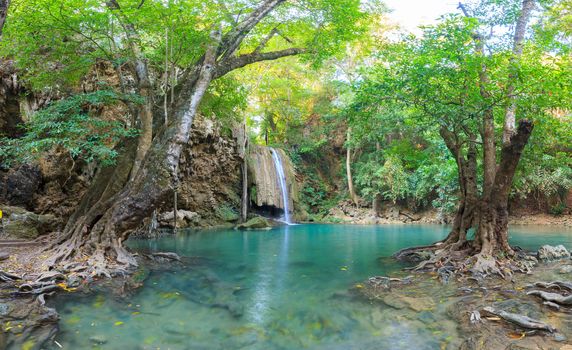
[{"left": 270, "top": 148, "right": 292, "bottom": 224}]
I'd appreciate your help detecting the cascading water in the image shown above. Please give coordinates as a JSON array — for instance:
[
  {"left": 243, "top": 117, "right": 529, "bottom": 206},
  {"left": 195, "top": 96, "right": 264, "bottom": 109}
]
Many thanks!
[{"left": 270, "top": 148, "right": 292, "bottom": 224}]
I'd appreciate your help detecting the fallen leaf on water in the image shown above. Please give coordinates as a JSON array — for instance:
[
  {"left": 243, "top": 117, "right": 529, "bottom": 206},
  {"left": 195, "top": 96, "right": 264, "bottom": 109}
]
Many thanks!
[
  {"left": 340, "top": 266, "right": 348, "bottom": 271},
  {"left": 114, "top": 321, "right": 124, "bottom": 326}
]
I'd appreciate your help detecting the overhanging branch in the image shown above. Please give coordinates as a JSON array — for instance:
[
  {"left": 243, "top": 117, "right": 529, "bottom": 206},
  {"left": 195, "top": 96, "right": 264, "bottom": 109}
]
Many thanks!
[{"left": 214, "top": 47, "right": 306, "bottom": 78}]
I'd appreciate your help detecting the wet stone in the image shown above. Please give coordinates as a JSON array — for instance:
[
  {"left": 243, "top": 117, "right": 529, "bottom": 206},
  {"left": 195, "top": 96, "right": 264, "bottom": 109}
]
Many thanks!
[
  {"left": 0, "top": 302, "right": 9, "bottom": 316},
  {"left": 537, "top": 245, "right": 571, "bottom": 262},
  {"left": 382, "top": 295, "right": 407, "bottom": 309},
  {"left": 89, "top": 335, "right": 108, "bottom": 345},
  {"left": 559, "top": 265, "right": 572, "bottom": 274}
]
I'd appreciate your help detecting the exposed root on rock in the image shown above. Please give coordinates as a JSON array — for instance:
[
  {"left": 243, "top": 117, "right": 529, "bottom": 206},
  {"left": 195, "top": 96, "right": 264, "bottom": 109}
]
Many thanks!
[
  {"left": 527, "top": 290, "right": 572, "bottom": 306},
  {"left": 529, "top": 281, "right": 572, "bottom": 292},
  {"left": 0, "top": 270, "right": 22, "bottom": 282},
  {"left": 395, "top": 239, "right": 537, "bottom": 282},
  {"left": 482, "top": 306, "right": 556, "bottom": 333}
]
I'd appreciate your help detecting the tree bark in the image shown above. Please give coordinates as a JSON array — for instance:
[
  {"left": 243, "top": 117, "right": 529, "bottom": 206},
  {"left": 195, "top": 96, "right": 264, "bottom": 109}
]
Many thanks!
[
  {"left": 240, "top": 119, "right": 249, "bottom": 222},
  {"left": 440, "top": 127, "right": 478, "bottom": 246},
  {"left": 346, "top": 128, "right": 359, "bottom": 206},
  {"left": 476, "top": 120, "right": 533, "bottom": 256},
  {"left": 0, "top": 0, "right": 9, "bottom": 38}
]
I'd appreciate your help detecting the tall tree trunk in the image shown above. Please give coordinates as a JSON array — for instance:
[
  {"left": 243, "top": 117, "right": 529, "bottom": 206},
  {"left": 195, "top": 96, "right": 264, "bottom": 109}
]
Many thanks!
[
  {"left": 503, "top": 0, "right": 535, "bottom": 145},
  {"left": 440, "top": 127, "right": 478, "bottom": 246},
  {"left": 240, "top": 119, "right": 249, "bottom": 222},
  {"left": 346, "top": 128, "right": 358, "bottom": 206},
  {"left": 0, "top": 0, "right": 9, "bottom": 37},
  {"left": 476, "top": 0, "right": 535, "bottom": 256},
  {"left": 106, "top": 1, "right": 155, "bottom": 181},
  {"left": 477, "top": 120, "right": 533, "bottom": 256},
  {"left": 131, "top": 75, "right": 154, "bottom": 181}
]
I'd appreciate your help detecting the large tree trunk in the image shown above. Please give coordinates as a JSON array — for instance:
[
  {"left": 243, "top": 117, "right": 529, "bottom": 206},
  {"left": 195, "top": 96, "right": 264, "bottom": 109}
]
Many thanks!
[
  {"left": 240, "top": 120, "right": 249, "bottom": 223},
  {"left": 45, "top": 31, "right": 222, "bottom": 273},
  {"left": 440, "top": 127, "right": 478, "bottom": 246},
  {"left": 476, "top": 120, "right": 533, "bottom": 257},
  {"left": 346, "top": 128, "right": 359, "bottom": 206}
]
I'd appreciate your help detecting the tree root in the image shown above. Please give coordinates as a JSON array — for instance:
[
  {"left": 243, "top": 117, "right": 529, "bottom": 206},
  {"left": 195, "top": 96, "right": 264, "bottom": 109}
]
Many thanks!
[
  {"left": 367, "top": 275, "right": 413, "bottom": 289},
  {"left": 529, "top": 281, "right": 572, "bottom": 292},
  {"left": 469, "top": 254, "right": 504, "bottom": 278},
  {"left": 149, "top": 252, "right": 181, "bottom": 261},
  {"left": 482, "top": 306, "right": 556, "bottom": 333},
  {"left": 527, "top": 290, "right": 572, "bottom": 306},
  {"left": 16, "top": 284, "right": 62, "bottom": 296},
  {"left": 397, "top": 239, "right": 538, "bottom": 283},
  {"left": 0, "top": 271, "right": 22, "bottom": 281}
]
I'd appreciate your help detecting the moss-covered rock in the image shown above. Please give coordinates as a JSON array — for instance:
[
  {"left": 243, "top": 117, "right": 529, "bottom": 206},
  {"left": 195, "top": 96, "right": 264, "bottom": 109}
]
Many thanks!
[
  {"left": 1, "top": 206, "right": 57, "bottom": 239},
  {"left": 236, "top": 216, "right": 274, "bottom": 230}
]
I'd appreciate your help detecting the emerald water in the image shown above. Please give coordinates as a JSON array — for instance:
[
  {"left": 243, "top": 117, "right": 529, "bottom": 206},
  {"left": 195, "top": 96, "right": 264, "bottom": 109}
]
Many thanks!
[{"left": 47, "top": 224, "right": 572, "bottom": 349}]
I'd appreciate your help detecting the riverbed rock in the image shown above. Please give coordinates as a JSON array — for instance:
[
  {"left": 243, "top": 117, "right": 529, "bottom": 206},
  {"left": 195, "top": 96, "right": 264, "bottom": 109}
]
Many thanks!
[
  {"left": 1, "top": 206, "right": 57, "bottom": 239},
  {"left": 398, "top": 295, "right": 436, "bottom": 312},
  {"left": 559, "top": 265, "right": 572, "bottom": 274},
  {"left": 89, "top": 335, "right": 108, "bottom": 345},
  {"left": 382, "top": 294, "right": 407, "bottom": 309},
  {"left": 236, "top": 216, "right": 274, "bottom": 230},
  {"left": 537, "top": 245, "right": 571, "bottom": 261},
  {"left": 158, "top": 210, "right": 200, "bottom": 228}
]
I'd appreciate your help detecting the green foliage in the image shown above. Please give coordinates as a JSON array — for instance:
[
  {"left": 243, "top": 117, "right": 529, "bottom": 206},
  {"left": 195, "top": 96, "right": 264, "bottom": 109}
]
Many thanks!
[
  {"left": 216, "top": 204, "right": 239, "bottom": 223},
  {"left": 550, "top": 203, "right": 567, "bottom": 216},
  {"left": 201, "top": 77, "right": 248, "bottom": 127},
  {"left": 0, "top": 90, "right": 139, "bottom": 166},
  {"left": 300, "top": 176, "right": 329, "bottom": 213},
  {"left": 343, "top": 2, "right": 572, "bottom": 214}
]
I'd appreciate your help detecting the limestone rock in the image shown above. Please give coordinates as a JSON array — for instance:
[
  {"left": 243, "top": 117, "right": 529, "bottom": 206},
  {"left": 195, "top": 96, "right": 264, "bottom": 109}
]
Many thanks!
[
  {"left": 398, "top": 295, "right": 436, "bottom": 312},
  {"left": 0, "top": 164, "right": 41, "bottom": 209},
  {"left": 537, "top": 245, "right": 571, "bottom": 261},
  {"left": 1, "top": 206, "right": 57, "bottom": 239},
  {"left": 236, "top": 216, "right": 274, "bottom": 230},
  {"left": 382, "top": 295, "right": 407, "bottom": 309},
  {"left": 158, "top": 210, "right": 200, "bottom": 228},
  {"left": 174, "top": 116, "right": 242, "bottom": 228}
]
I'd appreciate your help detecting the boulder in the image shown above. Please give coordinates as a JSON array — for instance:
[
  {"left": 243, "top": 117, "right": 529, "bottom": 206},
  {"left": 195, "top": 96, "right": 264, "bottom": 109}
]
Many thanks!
[
  {"left": 1, "top": 206, "right": 57, "bottom": 239},
  {"left": 537, "top": 245, "right": 571, "bottom": 261},
  {"left": 0, "top": 164, "right": 41, "bottom": 209},
  {"left": 158, "top": 210, "right": 200, "bottom": 228},
  {"left": 236, "top": 216, "right": 274, "bottom": 230}
]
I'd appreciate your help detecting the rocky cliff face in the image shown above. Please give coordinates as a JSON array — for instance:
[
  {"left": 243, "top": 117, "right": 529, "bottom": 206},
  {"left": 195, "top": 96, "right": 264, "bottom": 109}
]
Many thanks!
[
  {"left": 247, "top": 145, "right": 303, "bottom": 220},
  {"left": 171, "top": 117, "right": 243, "bottom": 228}
]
